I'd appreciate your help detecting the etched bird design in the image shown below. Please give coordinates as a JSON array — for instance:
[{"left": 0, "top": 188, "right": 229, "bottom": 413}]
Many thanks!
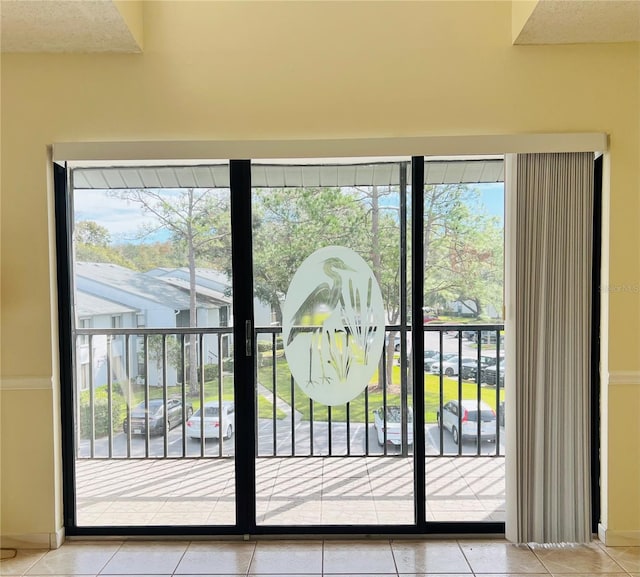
[{"left": 287, "top": 257, "right": 355, "bottom": 385}]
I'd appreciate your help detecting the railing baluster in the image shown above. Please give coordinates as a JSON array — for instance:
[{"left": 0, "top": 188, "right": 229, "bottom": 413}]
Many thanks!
[
  {"left": 162, "top": 335, "right": 168, "bottom": 459},
  {"left": 382, "top": 341, "right": 387, "bottom": 456},
  {"left": 476, "top": 336, "right": 482, "bottom": 457},
  {"left": 88, "top": 335, "right": 95, "bottom": 459},
  {"left": 495, "top": 328, "right": 502, "bottom": 457},
  {"left": 107, "top": 335, "right": 113, "bottom": 459},
  {"left": 272, "top": 333, "right": 277, "bottom": 457},
  {"left": 309, "top": 397, "right": 314, "bottom": 456},
  {"left": 438, "top": 330, "right": 444, "bottom": 456},
  {"left": 327, "top": 405, "right": 333, "bottom": 456},
  {"left": 290, "top": 354, "right": 295, "bottom": 457},
  {"left": 346, "top": 402, "right": 351, "bottom": 456},
  {"left": 143, "top": 334, "right": 150, "bottom": 459},
  {"left": 213, "top": 333, "right": 222, "bottom": 459},
  {"left": 182, "top": 334, "right": 188, "bottom": 458},
  {"left": 125, "top": 334, "right": 131, "bottom": 459},
  {"left": 364, "top": 380, "right": 370, "bottom": 456}
]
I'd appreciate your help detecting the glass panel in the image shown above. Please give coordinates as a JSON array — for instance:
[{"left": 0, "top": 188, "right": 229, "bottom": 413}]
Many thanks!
[
  {"left": 252, "top": 158, "right": 414, "bottom": 526},
  {"left": 421, "top": 161, "right": 506, "bottom": 523},
  {"left": 71, "top": 164, "right": 235, "bottom": 527}
]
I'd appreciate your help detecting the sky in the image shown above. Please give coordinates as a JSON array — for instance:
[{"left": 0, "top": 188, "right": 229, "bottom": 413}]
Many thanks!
[
  {"left": 476, "top": 183, "right": 505, "bottom": 221},
  {"left": 74, "top": 182, "right": 505, "bottom": 245}
]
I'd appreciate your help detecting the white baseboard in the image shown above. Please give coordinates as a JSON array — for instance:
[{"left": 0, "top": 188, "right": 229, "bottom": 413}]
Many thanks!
[
  {"left": 0, "top": 528, "right": 65, "bottom": 549},
  {"left": 598, "top": 523, "right": 640, "bottom": 546}
]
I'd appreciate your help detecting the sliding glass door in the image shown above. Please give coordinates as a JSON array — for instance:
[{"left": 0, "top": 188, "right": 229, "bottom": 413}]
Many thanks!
[
  {"left": 61, "top": 155, "right": 505, "bottom": 535},
  {"left": 250, "top": 158, "right": 415, "bottom": 526},
  {"left": 68, "top": 162, "right": 237, "bottom": 528}
]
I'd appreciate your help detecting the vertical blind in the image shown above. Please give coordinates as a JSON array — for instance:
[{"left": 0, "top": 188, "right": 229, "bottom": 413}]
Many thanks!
[{"left": 508, "top": 152, "right": 594, "bottom": 543}]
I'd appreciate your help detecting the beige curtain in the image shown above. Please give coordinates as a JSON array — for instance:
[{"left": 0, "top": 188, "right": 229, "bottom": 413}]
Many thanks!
[{"left": 506, "top": 152, "right": 594, "bottom": 543}]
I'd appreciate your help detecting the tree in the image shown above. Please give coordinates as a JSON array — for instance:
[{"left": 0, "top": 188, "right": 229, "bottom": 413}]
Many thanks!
[
  {"left": 422, "top": 184, "right": 503, "bottom": 318},
  {"left": 113, "top": 241, "right": 182, "bottom": 272},
  {"left": 74, "top": 220, "right": 134, "bottom": 267},
  {"left": 108, "top": 188, "right": 231, "bottom": 394},
  {"left": 147, "top": 335, "right": 183, "bottom": 387},
  {"left": 251, "top": 187, "right": 369, "bottom": 323},
  {"left": 354, "top": 184, "right": 403, "bottom": 388},
  {"left": 75, "top": 220, "right": 111, "bottom": 246}
]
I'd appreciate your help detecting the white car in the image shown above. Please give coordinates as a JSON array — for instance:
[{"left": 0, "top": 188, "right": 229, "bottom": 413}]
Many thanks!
[
  {"left": 186, "top": 401, "right": 235, "bottom": 440},
  {"left": 373, "top": 405, "right": 414, "bottom": 446},
  {"left": 437, "top": 399, "right": 497, "bottom": 444},
  {"left": 430, "top": 356, "right": 477, "bottom": 377}
]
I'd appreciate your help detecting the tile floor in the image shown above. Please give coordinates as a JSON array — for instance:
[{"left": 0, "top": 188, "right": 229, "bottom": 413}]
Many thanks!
[{"left": 1, "top": 539, "right": 638, "bottom": 577}]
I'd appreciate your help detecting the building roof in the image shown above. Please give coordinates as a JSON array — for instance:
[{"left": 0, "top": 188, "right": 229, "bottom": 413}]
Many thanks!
[
  {"left": 155, "top": 276, "right": 231, "bottom": 305},
  {"left": 75, "top": 291, "right": 137, "bottom": 317},
  {"left": 75, "top": 262, "right": 225, "bottom": 309},
  {"left": 146, "top": 267, "right": 230, "bottom": 294}
]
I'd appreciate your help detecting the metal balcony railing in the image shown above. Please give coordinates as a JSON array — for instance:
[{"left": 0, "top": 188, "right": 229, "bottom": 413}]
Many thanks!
[{"left": 73, "top": 323, "right": 505, "bottom": 461}]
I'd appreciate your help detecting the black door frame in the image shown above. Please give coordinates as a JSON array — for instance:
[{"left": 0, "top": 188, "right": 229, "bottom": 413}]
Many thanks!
[{"left": 56, "top": 154, "right": 602, "bottom": 537}]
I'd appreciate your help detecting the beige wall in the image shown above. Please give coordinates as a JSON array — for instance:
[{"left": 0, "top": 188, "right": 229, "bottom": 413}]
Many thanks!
[{"left": 1, "top": 1, "right": 638, "bottom": 544}]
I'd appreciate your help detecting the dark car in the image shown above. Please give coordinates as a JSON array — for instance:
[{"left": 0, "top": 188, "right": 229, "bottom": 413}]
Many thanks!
[
  {"left": 123, "top": 398, "right": 194, "bottom": 435},
  {"left": 460, "top": 354, "right": 503, "bottom": 381},
  {"left": 482, "top": 364, "right": 505, "bottom": 387}
]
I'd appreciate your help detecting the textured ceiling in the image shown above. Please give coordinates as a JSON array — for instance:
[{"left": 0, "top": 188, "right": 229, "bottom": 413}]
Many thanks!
[
  {"left": 515, "top": 0, "right": 640, "bottom": 44},
  {"left": 0, "top": 0, "right": 142, "bottom": 53},
  {"left": 1, "top": 0, "right": 638, "bottom": 53}
]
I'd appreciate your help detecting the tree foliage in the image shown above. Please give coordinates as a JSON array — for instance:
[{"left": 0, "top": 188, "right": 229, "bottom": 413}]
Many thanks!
[
  {"left": 251, "top": 187, "right": 369, "bottom": 322},
  {"left": 422, "top": 185, "right": 503, "bottom": 317},
  {"left": 75, "top": 220, "right": 111, "bottom": 246}
]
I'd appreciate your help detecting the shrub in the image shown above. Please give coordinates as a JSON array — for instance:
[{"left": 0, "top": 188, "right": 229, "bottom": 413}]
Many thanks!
[
  {"left": 79, "top": 385, "right": 127, "bottom": 439},
  {"left": 257, "top": 337, "right": 284, "bottom": 353}
]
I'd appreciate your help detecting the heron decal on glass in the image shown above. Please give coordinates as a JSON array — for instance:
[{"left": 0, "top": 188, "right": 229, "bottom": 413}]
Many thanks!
[{"left": 282, "top": 246, "right": 385, "bottom": 406}]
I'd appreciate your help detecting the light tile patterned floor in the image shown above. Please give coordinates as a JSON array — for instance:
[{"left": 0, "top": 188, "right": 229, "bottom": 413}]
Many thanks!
[
  {"left": 1, "top": 539, "right": 638, "bottom": 576},
  {"left": 75, "top": 456, "right": 505, "bottom": 527}
]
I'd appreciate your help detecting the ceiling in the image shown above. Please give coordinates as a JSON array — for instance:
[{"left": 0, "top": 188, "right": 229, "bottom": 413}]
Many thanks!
[
  {"left": 0, "top": 0, "right": 141, "bottom": 53},
  {"left": 515, "top": 0, "right": 640, "bottom": 45},
  {"left": 1, "top": 0, "right": 639, "bottom": 53}
]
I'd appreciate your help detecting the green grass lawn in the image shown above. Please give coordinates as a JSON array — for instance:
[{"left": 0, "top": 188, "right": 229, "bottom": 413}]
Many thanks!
[
  {"left": 93, "top": 354, "right": 502, "bottom": 435},
  {"left": 114, "top": 375, "right": 285, "bottom": 421},
  {"left": 258, "top": 358, "right": 504, "bottom": 424}
]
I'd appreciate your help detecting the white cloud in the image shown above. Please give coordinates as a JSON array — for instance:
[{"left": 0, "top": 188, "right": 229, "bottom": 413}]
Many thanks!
[{"left": 73, "top": 190, "right": 163, "bottom": 243}]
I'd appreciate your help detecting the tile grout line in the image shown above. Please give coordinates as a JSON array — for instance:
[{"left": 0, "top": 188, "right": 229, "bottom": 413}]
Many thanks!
[
  {"left": 527, "top": 541, "right": 553, "bottom": 574},
  {"left": 456, "top": 537, "right": 475, "bottom": 574},
  {"left": 168, "top": 538, "right": 190, "bottom": 576},
  {"left": 96, "top": 539, "right": 126, "bottom": 576}
]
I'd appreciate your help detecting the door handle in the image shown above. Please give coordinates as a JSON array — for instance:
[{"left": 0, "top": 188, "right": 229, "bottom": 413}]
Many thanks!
[{"left": 245, "top": 320, "right": 252, "bottom": 356}]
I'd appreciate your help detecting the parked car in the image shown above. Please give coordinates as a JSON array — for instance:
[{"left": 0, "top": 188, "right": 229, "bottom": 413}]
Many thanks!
[
  {"left": 436, "top": 399, "right": 497, "bottom": 444},
  {"left": 424, "top": 351, "right": 455, "bottom": 372},
  {"left": 460, "top": 353, "right": 504, "bottom": 381},
  {"left": 422, "top": 349, "right": 441, "bottom": 370},
  {"left": 186, "top": 401, "right": 235, "bottom": 440},
  {"left": 373, "top": 405, "right": 414, "bottom": 446},
  {"left": 430, "top": 356, "right": 477, "bottom": 377},
  {"left": 472, "top": 330, "right": 504, "bottom": 345},
  {"left": 482, "top": 363, "right": 505, "bottom": 387},
  {"left": 123, "top": 398, "right": 193, "bottom": 435},
  {"left": 498, "top": 400, "right": 505, "bottom": 427}
]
